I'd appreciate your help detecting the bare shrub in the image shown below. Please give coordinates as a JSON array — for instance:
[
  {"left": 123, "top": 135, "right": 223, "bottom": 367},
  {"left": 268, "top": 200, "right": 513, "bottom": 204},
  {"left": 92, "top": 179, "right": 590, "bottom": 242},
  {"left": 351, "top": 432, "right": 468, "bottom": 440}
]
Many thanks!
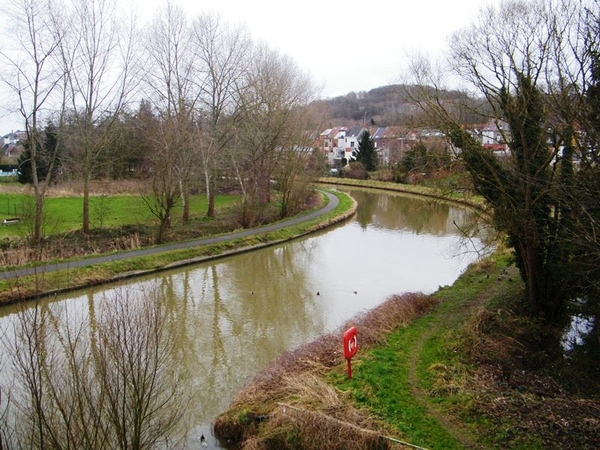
[
  {"left": 4, "top": 287, "right": 187, "bottom": 449},
  {"left": 0, "top": 246, "right": 34, "bottom": 267},
  {"left": 342, "top": 161, "right": 368, "bottom": 180},
  {"left": 92, "top": 194, "right": 113, "bottom": 228},
  {"left": 347, "top": 292, "right": 437, "bottom": 348}
]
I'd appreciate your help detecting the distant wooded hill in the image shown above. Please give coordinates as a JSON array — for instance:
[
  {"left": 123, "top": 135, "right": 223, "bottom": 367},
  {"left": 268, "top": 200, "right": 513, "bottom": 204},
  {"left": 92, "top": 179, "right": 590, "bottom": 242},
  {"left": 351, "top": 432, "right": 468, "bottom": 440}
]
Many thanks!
[{"left": 318, "top": 84, "right": 489, "bottom": 127}]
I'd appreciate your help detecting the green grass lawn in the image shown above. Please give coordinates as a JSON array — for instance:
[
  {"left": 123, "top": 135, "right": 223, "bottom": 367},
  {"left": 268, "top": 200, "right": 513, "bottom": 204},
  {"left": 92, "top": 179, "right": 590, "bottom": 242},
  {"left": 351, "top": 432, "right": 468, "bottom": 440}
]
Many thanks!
[{"left": 0, "top": 192, "right": 240, "bottom": 237}]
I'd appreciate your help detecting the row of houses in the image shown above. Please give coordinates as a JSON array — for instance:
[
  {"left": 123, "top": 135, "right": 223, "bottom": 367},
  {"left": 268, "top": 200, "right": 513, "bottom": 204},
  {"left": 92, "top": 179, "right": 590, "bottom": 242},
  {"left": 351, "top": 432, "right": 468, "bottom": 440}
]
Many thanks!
[
  {"left": 314, "top": 119, "right": 510, "bottom": 167},
  {"left": 316, "top": 125, "right": 421, "bottom": 167}
]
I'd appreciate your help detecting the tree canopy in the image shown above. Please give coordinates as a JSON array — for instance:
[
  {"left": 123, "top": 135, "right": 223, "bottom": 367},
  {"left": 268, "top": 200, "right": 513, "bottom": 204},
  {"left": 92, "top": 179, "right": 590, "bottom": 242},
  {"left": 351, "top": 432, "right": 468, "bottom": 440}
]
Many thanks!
[{"left": 410, "top": 0, "right": 600, "bottom": 324}]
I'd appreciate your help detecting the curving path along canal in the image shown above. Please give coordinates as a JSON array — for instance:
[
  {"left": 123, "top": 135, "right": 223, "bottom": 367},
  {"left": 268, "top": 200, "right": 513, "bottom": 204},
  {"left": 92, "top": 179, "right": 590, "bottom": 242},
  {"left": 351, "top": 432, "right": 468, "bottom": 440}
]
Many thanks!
[{"left": 0, "top": 190, "right": 340, "bottom": 281}]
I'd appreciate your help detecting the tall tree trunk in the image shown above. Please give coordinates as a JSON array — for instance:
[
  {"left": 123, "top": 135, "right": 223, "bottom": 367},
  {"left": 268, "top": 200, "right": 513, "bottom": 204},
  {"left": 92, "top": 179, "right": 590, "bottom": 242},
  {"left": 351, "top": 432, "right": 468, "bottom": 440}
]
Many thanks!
[
  {"left": 83, "top": 167, "right": 91, "bottom": 234},
  {"left": 34, "top": 192, "right": 44, "bottom": 246},
  {"left": 180, "top": 180, "right": 189, "bottom": 223},
  {"left": 30, "top": 148, "right": 43, "bottom": 245},
  {"left": 207, "top": 175, "right": 216, "bottom": 218}
]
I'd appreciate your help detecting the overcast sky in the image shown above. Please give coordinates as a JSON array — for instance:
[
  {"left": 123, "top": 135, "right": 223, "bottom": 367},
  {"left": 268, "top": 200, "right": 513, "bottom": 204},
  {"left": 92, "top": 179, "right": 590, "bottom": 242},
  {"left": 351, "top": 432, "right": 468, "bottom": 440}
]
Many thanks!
[
  {"left": 158, "top": 0, "right": 499, "bottom": 97},
  {"left": 1, "top": 0, "right": 499, "bottom": 133},
  {"left": 161, "top": 0, "right": 499, "bottom": 97}
]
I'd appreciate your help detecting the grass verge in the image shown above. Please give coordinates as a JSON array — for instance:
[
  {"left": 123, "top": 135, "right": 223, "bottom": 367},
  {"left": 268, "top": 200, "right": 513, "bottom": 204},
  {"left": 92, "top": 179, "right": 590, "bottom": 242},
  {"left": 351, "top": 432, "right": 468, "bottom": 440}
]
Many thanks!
[{"left": 316, "top": 177, "right": 486, "bottom": 212}]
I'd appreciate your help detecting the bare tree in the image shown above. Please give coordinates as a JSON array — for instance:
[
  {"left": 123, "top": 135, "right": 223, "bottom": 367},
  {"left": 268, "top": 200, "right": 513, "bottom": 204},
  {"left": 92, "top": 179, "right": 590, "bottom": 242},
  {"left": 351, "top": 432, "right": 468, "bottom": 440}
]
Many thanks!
[
  {"left": 273, "top": 104, "right": 324, "bottom": 218},
  {"left": 141, "top": 2, "right": 198, "bottom": 238},
  {"left": 90, "top": 291, "right": 187, "bottom": 449},
  {"left": 233, "top": 45, "right": 316, "bottom": 226},
  {"left": 59, "top": 0, "right": 138, "bottom": 234},
  {"left": 192, "top": 13, "right": 250, "bottom": 218},
  {"left": 1, "top": 0, "right": 66, "bottom": 245},
  {"left": 141, "top": 118, "right": 188, "bottom": 244}
]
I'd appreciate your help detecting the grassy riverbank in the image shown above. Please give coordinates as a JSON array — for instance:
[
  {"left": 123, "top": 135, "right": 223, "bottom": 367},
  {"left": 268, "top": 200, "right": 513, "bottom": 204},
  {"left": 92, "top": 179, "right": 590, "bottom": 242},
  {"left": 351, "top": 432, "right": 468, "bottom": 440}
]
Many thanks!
[
  {"left": 214, "top": 180, "right": 600, "bottom": 450},
  {"left": 316, "top": 177, "right": 487, "bottom": 212},
  {"left": 0, "top": 189, "right": 356, "bottom": 304},
  {"left": 214, "top": 248, "right": 600, "bottom": 450}
]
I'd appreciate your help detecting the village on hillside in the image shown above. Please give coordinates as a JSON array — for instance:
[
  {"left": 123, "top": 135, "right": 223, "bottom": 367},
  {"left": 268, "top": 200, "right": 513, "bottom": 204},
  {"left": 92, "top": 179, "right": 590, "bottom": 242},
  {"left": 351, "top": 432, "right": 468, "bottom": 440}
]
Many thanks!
[{"left": 315, "top": 119, "right": 510, "bottom": 169}]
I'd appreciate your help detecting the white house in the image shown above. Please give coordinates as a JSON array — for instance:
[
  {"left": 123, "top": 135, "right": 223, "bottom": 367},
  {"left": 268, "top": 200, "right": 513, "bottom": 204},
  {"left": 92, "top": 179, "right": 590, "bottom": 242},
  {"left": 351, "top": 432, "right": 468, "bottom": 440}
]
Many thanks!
[
  {"left": 319, "top": 126, "right": 351, "bottom": 167},
  {"left": 481, "top": 119, "right": 510, "bottom": 153}
]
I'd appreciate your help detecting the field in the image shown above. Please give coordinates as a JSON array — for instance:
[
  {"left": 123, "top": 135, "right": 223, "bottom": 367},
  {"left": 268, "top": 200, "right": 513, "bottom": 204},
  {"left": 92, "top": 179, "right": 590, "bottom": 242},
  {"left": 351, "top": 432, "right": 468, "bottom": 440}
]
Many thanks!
[{"left": 0, "top": 181, "right": 239, "bottom": 238}]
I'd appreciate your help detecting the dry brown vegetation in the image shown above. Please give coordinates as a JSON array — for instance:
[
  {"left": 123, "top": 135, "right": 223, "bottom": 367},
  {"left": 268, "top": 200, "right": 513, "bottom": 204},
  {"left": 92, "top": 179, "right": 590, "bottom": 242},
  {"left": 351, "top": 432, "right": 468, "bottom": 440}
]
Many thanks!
[
  {"left": 1, "top": 180, "right": 150, "bottom": 197},
  {"left": 453, "top": 299, "right": 600, "bottom": 449},
  {"left": 213, "top": 292, "right": 437, "bottom": 450}
]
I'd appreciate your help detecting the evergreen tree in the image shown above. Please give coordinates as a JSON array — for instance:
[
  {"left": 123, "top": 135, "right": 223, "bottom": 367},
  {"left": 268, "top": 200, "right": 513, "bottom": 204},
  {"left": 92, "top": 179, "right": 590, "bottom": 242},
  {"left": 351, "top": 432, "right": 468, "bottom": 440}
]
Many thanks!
[
  {"left": 585, "top": 51, "right": 600, "bottom": 155},
  {"left": 563, "top": 50, "right": 600, "bottom": 318},
  {"left": 353, "top": 129, "right": 377, "bottom": 171},
  {"left": 402, "top": 142, "right": 427, "bottom": 173},
  {"left": 17, "top": 123, "right": 60, "bottom": 185},
  {"left": 442, "top": 74, "right": 567, "bottom": 321}
]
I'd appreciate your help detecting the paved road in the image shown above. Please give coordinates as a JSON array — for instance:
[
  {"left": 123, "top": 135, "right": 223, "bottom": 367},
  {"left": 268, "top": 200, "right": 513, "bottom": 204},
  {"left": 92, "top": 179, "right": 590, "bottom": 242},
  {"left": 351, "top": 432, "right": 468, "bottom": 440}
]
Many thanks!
[{"left": 1, "top": 191, "right": 340, "bottom": 281}]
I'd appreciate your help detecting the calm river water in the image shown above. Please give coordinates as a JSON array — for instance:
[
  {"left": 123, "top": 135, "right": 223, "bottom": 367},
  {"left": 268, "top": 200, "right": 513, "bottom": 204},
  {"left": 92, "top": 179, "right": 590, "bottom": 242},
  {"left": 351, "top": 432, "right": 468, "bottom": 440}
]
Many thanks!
[{"left": 0, "top": 187, "right": 487, "bottom": 448}]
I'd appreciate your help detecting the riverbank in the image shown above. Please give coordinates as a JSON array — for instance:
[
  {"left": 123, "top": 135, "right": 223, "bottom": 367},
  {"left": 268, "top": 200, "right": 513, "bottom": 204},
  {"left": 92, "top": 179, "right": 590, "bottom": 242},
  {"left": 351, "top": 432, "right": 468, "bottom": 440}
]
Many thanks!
[
  {"left": 214, "top": 251, "right": 600, "bottom": 450},
  {"left": 315, "top": 177, "right": 487, "bottom": 212},
  {"left": 0, "top": 179, "right": 485, "bottom": 305},
  {"left": 214, "top": 181, "right": 600, "bottom": 450},
  {"left": 0, "top": 189, "right": 356, "bottom": 305}
]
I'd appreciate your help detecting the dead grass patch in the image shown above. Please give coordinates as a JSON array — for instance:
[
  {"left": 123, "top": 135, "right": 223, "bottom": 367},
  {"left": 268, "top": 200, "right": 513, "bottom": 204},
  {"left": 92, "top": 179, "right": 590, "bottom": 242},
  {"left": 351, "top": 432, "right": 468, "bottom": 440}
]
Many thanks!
[{"left": 47, "top": 180, "right": 149, "bottom": 197}]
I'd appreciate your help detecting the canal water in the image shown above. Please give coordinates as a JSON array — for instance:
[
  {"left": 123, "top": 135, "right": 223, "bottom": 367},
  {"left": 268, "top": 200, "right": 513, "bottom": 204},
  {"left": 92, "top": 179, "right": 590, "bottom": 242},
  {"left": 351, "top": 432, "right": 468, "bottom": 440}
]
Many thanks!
[{"left": 0, "top": 187, "right": 488, "bottom": 448}]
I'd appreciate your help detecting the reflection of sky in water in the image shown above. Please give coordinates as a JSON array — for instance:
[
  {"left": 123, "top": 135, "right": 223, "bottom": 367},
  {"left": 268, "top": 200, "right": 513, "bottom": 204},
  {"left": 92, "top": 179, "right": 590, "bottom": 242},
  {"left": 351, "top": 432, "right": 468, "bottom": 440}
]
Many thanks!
[
  {"left": 0, "top": 189, "right": 487, "bottom": 448},
  {"left": 301, "top": 221, "right": 480, "bottom": 332},
  {"left": 562, "top": 314, "right": 596, "bottom": 352}
]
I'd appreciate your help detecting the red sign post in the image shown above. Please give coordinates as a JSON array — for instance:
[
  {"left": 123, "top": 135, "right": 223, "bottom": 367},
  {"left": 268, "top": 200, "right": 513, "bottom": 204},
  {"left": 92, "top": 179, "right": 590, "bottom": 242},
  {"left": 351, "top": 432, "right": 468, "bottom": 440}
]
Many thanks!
[{"left": 343, "top": 326, "right": 358, "bottom": 379}]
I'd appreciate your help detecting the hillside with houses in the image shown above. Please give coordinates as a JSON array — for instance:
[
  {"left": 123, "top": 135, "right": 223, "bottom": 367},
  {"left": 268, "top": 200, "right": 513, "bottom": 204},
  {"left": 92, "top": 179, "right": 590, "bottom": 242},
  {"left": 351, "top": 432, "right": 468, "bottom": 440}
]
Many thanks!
[
  {"left": 315, "top": 118, "right": 510, "bottom": 169},
  {"left": 319, "top": 84, "right": 491, "bottom": 126}
]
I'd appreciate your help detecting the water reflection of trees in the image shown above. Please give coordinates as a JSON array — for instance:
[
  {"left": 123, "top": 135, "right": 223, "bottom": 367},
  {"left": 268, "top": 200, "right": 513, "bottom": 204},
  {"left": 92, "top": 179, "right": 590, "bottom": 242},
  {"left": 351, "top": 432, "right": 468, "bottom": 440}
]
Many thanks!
[
  {"left": 225, "top": 241, "right": 327, "bottom": 355},
  {"left": 0, "top": 289, "right": 187, "bottom": 448},
  {"left": 346, "top": 188, "right": 471, "bottom": 235},
  {"left": 142, "top": 240, "right": 327, "bottom": 429}
]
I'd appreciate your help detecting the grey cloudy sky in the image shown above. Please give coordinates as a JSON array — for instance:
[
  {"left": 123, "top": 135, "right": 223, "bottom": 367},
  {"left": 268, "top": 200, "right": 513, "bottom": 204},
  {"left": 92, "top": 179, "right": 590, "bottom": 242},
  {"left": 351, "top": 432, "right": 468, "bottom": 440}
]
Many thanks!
[
  {"left": 165, "top": 0, "right": 498, "bottom": 97},
  {"left": 1, "top": 0, "right": 499, "bottom": 132}
]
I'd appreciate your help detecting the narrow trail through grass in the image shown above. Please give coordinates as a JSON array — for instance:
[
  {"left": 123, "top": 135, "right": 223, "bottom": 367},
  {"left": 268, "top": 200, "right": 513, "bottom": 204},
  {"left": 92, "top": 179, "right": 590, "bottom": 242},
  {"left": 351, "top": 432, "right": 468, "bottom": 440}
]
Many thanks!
[
  {"left": 405, "top": 293, "right": 488, "bottom": 449},
  {"left": 403, "top": 262, "right": 521, "bottom": 449},
  {"left": 331, "top": 254, "right": 523, "bottom": 450}
]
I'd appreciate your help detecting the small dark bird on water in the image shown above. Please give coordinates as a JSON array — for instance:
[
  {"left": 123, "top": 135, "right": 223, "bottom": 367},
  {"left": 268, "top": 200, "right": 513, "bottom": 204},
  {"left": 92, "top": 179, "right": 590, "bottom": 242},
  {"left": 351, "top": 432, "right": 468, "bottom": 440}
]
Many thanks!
[
  {"left": 317, "top": 291, "right": 320, "bottom": 296},
  {"left": 200, "top": 434, "right": 208, "bottom": 447},
  {"left": 353, "top": 291, "right": 357, "bottom": 294}
]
